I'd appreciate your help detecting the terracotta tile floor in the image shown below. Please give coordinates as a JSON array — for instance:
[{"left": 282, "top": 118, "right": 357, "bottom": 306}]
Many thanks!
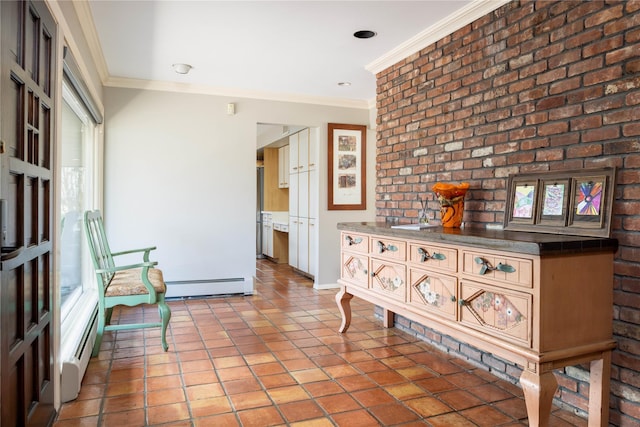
[{"left": 54, "top": 260, "right": 587, "bottom": 426}]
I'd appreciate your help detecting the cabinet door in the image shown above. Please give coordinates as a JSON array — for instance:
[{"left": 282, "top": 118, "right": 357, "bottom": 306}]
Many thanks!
[
  {"left": 283, "top": 147, "right": 289, "bottom": 187},
  {"left": 278, "top": 146, "right": 289, "bottom": 188},
  {"left": 298, "top": 128, "right": 309, "bottom": 172},
  {"left": 289, "top": 172, "right": 299, "bottom": 217},
  {"left": 289, "top": 133, "right": 299, "bottom": 174},
  {"left": 298, "top": 217, "right": 309, "bottom": 273},
  {"left": 289, "top": 217, "right": 299, "bottom": 268},
  {"left": 308, "top": 129, "right": 317, "bottom": 171},
  {"left": 309, "top": 168, "right": 317, "bottom": 219},
  {"left": 262, "top": 223, "right": 273, "bottom": 256},
  {"left": 299, "top": 171, "right": 309, "bottom": 219},
  {"left": 309, "top": 218, "right": 316, "bottom": 276}
]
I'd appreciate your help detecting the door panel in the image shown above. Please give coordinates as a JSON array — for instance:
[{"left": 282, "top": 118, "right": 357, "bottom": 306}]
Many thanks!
[{"left": 1, "top": 1, "right": 57, "bottom": 426}]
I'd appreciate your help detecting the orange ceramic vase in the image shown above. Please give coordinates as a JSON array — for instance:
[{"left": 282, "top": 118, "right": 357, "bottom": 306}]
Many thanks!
[{"left": 432, "top": 182, "right": 469, "bottom": 228}]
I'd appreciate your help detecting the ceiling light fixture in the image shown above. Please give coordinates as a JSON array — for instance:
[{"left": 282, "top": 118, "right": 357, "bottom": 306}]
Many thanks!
[
  {"left": 172, "top": 63, "right": 193, "bottom": 74},
  {"left": 353, "top": 30, "right": 377, "bottom": 39}
]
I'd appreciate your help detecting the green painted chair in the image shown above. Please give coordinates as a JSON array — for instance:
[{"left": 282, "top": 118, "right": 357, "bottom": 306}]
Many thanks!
[{"left": 83, "top": 210, "right": 171, "bottom": 357}]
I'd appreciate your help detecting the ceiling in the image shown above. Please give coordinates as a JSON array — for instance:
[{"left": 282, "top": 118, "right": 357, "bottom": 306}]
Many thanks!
[{"left": 85, "top": 0, "right": 481, "bottom": 107}]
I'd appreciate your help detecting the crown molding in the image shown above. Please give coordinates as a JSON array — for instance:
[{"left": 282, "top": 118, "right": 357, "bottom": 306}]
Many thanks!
[
  {"left": 72, "top": 0, "right": 110, "bottom": 83},
  {"left": 366, "top": 0, "right": 512, "bottom": 75},
  {"left": 104, "top": 76, "right": 371, "bottom": 110}
]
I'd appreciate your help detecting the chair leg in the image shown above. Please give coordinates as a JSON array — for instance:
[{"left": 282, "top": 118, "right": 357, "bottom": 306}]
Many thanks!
[
  {"left": 158, "top": 296, "right": 171, "bottom": 352},
  {"left": 92, "top": 307, "right": 107, "bottom": 357},
  {"left": 105, "top": 307, "right": 113, "bottom": 325}
]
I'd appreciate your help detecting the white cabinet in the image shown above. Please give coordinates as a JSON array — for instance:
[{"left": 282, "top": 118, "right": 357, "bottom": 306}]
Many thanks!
[
  {"left": 289, "top": 133, "right": 299, "bottom": 174},
  {"left": 261, "top": 213, "right": 273, "bottom": 257},
  {"left": 288, "top": 128, "right": 317, "bottom": 277},
  {"left": 308, "top": 218, "right": 316, "bottom": 276},
  {"left": 289, "top": 217, "right": 299, "bottom": 268},
  {"left": 278, "top": 146, "right": 289, "bottom": 188},
  {"left": 289, "top": 172, "right": 299, "bottom": 217},
  {"left": 298, "top": 128, "right": 309, "bottom": 172},
  {"left": 299, "top": 170, "right": 309, "bottom": 219},
  {"left": 309, "top": 169, "right": 317, "bottom": 219},
  {"left": 298, "top": 217, "right": 309, "bottom": 273}
]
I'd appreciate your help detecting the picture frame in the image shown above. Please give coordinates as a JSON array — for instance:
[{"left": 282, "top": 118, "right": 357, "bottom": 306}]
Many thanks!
[
  {"left": 503, "top": 167, "right": 616, "bottom": 237},
  {"left": 568, "top": 174, "right": 610, "bottom": 231},
  {"left": 537, "top": 178, "right": 570, "bottom": 227},
  {"left": 328, "top": 123, "right": 366, "bottom": 210},
  {"left": 505, "top": 178, "right": 538, "bottom": 225}
]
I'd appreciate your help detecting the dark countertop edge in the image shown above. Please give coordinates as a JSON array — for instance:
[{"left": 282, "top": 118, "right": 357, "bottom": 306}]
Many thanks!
[{"left": 337, "top": 222, "right": 619, "bottom": 256}]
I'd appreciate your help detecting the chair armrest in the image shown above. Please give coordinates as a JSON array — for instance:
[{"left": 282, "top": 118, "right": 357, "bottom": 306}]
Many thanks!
[
  {"left": 112, "top": 246, "right": 157, "bottom": 262},
  {"left": 95, "top": 261, "right": 158, "bottom": 274}
]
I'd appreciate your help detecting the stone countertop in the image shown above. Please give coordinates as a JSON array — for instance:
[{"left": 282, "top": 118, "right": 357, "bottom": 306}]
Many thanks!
[{"left": 337, "top": 222, "right": 618, "bottom": 256}]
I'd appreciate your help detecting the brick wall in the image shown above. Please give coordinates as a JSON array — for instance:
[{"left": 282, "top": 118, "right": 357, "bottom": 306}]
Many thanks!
[{"left": 374, "top": 0, "right": 640, "bottom": 424}]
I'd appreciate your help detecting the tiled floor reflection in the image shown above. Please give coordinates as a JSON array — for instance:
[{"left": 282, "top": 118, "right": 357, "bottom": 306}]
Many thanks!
[{"left": 54, "top": 260, "right": 587, "bottom": 426}]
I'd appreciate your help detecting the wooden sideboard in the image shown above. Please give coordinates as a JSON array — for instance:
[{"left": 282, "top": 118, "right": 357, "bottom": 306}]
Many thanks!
[{"left": 336, "top": 222, "right": 618, "bottom": 427}]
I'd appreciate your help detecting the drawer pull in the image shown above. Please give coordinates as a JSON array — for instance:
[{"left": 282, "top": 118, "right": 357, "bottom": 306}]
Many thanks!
[
  {"left": 458, "top": 299, "right": 466, "bottom": 306},
  {"left": 377, "top": 241, "right": 398, "bottom": 253},
  {"left": 474, "top": 257, "right": 516, "bottom": 275},
  {"left": 417, "top": 247, "right": 446, "bottom": 262},
  {"left": 345, "top": 235, "right": 362, "bottom": 246},
  {"left": 370, "top": 271, "right": 376, "bottom": 277},
  {"left": 450, "top": 296, "right": 457, "bottom": 302}
]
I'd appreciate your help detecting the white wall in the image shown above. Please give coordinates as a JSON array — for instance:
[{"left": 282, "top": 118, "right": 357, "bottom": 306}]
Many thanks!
[{"left": 103, "top": 87, "right": 374, "bottom": 293}]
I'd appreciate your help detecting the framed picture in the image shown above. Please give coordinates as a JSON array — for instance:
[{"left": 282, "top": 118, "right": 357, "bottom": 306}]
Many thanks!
[
  {"left": 537, "top": 179, "right": 570, "bottom": 227},
  {"left": 504, "top": 167, "right": 616, "bottom": 237},
  {"left": 568, "top": 173, "right": 612, "bottom": 234},
  {"left": 504, "top": 177, "right": 538, "bottom": 225},
  {"left": 328, "top": 123, "right": 366, "bottom": 210}
]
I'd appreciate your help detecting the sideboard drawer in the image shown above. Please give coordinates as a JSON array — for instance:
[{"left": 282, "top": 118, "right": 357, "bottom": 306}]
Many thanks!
[
  {"left": 459, "top": 280, "right": 532, "bottom": 347},
  {"left": 341, "top": 252, "right": 369, "bottom": 289},
  {"left": 462, "top": 250, "right": 533, "bottom": 289},
  {"left": 370, "top": 236, "right": 407, "bottom": 261},
  {"left": 408, "top": 268, "right": 457, "bottom": 320},
  {"left": 408, "top": 242, "right": 457, "bottom": 272},
  {"left": 370, "top": 259, "right": 406, "bottom": 302},
  {"left": 341, "top": 232, "right": 369, "bottom": 253}
]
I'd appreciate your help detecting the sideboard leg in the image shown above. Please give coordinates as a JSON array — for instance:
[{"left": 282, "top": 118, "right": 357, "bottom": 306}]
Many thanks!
[
  {"left": 520, "top": 369, "right": 557, "bottom": 427},
  {"left": 588, "top": 351, "right": 611, "bottom": 427},
  {"left": 383, "top": 308, "right": 394, "bottom": 328},
  {"left": 336, "top": 287, "right": 353, "bottom": 333}
]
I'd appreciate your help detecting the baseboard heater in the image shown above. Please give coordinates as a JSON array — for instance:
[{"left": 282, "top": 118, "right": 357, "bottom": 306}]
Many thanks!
[
  {"left": 165, "top": 277, "right": 253, "bottom": 298},
  {"left": 61, "top": 306, "right": 98, "bottom": 403}
]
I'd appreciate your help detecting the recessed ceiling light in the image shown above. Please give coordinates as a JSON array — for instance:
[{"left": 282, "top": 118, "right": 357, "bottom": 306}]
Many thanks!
[
  {"left": 353, "top": 30, "right": 377, "bottom": 39},
  {"left": 338, "top": 82, "right": 352, "bottom": 87},
  {"left": 172, "top": 63, "right": 193, "bottom": 74}
]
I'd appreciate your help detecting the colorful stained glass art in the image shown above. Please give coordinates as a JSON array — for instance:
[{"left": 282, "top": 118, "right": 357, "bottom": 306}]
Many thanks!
[{"left": 576, "top": 181, "right": 602, "bottom": 216}]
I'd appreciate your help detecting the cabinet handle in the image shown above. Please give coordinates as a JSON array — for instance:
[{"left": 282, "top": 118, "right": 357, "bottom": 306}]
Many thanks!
[
  {"left": 417, "top": 247, "right": 446, "bottom": 262},
  {"left": 370, "top": 271, "right": 376, "bottom": 277},
  {"left": 450, "top": 296, "right": 457, "bottom": 302},
  {"left": 299, "top": 165, "right": 304, "bottom": 169},
  {"left": 377, "top": 241, "right": 398, "bottom": 253},
  {"left": 474, "top": 257, "right": 516, "bottom": 275},
  {"left": 292, "top": 166, "right": 298, "bottom": 170},
  {"left": 309, "top": 163, "right": 315, "bottom": 167},
  {"left": 345, "top": 235, "right": 362, "bottom": 246},
  {"left": 458, "top": 299, "right": 466, "bottom": 306}
]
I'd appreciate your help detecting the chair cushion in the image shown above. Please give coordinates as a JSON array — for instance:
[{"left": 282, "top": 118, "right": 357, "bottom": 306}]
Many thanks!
[{"left": 105, "top": 268, "right": 166, "bottom": 296}]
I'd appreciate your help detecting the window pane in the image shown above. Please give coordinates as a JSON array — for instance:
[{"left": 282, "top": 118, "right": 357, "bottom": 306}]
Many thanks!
[{"left": 60, "top": 93, "right": 87, "bottom": 309}]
